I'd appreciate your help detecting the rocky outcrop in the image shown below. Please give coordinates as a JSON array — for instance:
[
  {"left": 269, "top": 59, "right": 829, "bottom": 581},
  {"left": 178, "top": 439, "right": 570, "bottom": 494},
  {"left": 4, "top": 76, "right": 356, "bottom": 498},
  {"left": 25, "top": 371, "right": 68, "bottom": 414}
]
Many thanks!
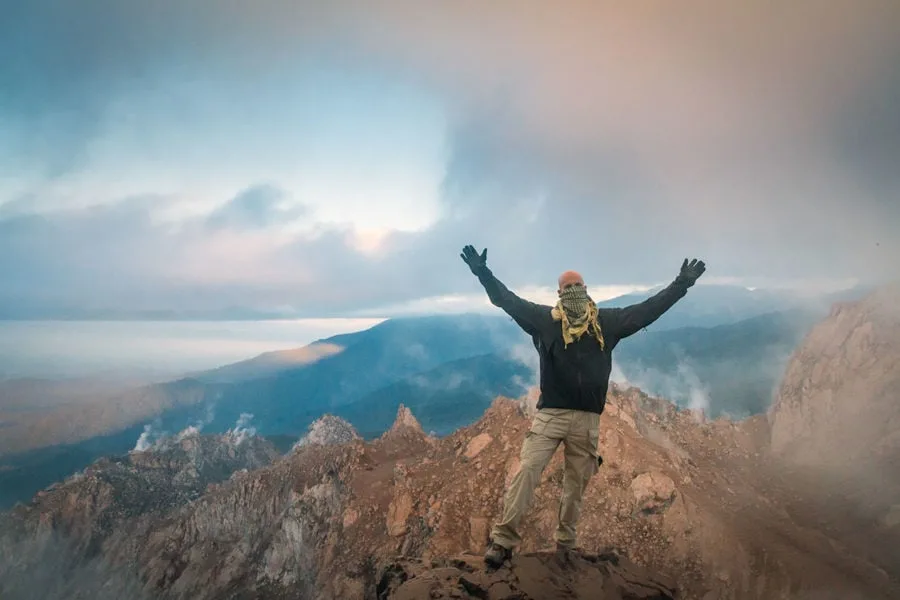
[
  {"left": 630, "top": 471, "right": 677, "bottom": 516},
  {"left": 376, "top": 550, "right": 676, "bottom": 600},
  {"left": 388, "top": 404, "right": 424, "bottom": 434},
  {"left": 325, "top": 391, "right": 898, "bottom": 600},
  {"left": 769, "top": 283, "right": 900, "bottom": 470},
  {"left": 375, "top": 404, "right": 436, "bottom": 458},
  {"left": 132, "top": 442, "right": 361, "bottom": 600},
  {"left": 294, "top": 414, "right": 362, "bottom": 449}
]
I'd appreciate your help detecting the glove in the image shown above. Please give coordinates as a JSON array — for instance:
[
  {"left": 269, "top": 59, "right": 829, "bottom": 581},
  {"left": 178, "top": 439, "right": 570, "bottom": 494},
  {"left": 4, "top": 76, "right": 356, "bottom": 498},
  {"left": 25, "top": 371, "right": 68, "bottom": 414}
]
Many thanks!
[
  {"left": 675, "top": 258, "right": 706, "bottom": 287},
  {"left": 460, "top": 245, "right": 489, "bottom": 276}
]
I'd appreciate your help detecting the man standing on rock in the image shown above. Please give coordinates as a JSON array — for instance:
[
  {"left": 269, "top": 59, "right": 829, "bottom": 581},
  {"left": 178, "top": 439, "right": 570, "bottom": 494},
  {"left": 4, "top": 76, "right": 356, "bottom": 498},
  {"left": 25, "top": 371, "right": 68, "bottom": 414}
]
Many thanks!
[{"left": 460, "top": 245, "right": 706, "bottom": 567}]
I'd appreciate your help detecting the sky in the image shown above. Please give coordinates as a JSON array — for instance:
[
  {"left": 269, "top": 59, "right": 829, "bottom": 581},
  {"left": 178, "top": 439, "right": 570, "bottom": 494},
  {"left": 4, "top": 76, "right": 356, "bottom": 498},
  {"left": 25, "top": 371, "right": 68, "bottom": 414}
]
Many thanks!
[{"left": 1, "top": 0, "right": 898, "bottom": 319}]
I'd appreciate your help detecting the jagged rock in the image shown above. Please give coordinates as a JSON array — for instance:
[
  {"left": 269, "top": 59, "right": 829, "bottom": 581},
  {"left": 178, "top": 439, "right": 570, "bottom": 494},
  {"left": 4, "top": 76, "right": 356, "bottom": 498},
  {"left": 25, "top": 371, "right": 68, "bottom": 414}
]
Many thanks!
[
  {"left": 631, "top": 472, "right": 677, "bottom": 515},
  {"left": 517, "top": 387, "right": 541, "bottom": 418},
  {"left": 464, "top": 433, "right": 493, "bottom": 459},
  {"left": 387, "top": 492, "right": 414, "bottom": 537},
  {"left": 376, "top": 405, "right": 435, "bottom": 459},
  {"left": 391, "top": 404, "right": 423, "bottom": 433},
  {"left": 604, "top": 399, "right": 638, "bottom": 431},
  {"left": 375, "top": 550, "right": 676, "bottom": 600},
  {"left": 343, "top": 507, "right": 360, "bottom": 528},
  {"left": 294, "top": 414, "right": 361, "bottom": 449}
]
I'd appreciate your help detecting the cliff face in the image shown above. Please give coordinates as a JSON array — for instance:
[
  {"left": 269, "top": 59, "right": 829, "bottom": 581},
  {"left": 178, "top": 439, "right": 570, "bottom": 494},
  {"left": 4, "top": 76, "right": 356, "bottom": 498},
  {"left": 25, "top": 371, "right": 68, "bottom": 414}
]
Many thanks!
[
  {"left": 0, "top": 429, "right": 280, "bottom": 599},
  {"left": 1, "top": 430, "right": 278, "bottom": 540},
  {"left": 769, "top": 283, "right": 900, "bottom": 472},
  {"left": 3, "top": 387, "right": 898, "bottom": 600},
  {"left": 767, "top": 283, "right": 900, "bottom": 574}
]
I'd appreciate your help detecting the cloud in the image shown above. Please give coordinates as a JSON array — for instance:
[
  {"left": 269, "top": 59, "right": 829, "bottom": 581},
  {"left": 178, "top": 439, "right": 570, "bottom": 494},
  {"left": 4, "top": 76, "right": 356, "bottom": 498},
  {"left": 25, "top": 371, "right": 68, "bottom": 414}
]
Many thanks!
[
  {"left": 133, "top": 424, "right": 157, "bottom": 453},
  {"left": 205, "top": 185, "right": 306, "bottom": 230},
  {"left": 351, "top": 0, "right": 900, "bottom": 283},
  {"left": 1, "top": 0, "right": 898, "bottom": 316},
  {"left": 505, "top": 339, "right": 540, "bottom": 390},
  {"left": 226, "top": 413, "right": 257, "bottom": 446}
]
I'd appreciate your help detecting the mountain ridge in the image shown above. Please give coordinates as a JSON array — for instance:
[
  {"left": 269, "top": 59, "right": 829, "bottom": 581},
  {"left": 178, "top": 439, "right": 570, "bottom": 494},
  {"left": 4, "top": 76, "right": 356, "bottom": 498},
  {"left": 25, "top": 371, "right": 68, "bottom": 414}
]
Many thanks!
[
  {"left": 0, "top": 305, "right": 835, "bottom": 509},
  {"left": 2, "top": 384, "right": 898, "bottom": 599}
]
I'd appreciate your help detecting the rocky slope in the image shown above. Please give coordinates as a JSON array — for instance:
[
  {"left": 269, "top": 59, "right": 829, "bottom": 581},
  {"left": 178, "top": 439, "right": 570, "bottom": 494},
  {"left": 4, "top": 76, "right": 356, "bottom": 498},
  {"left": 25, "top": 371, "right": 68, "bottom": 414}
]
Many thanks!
[
  {"left": 0, "top": 428, "right": 280, "bottom": 599},
  {"left": 768, "top": 282, "right": 900, "bottom": 580},
  {"left": 770, "top": 283, "right": 900, "bottom": 471},
  {"left": 3, "top": 383, "right": 899, "bottom": 600}
]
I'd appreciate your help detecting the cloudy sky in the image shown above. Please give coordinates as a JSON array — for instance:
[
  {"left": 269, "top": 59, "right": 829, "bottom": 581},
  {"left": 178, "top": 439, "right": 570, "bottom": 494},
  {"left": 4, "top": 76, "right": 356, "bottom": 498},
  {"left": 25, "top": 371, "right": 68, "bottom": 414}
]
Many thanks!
[{"left": 2, "top": 0, "right": 898, "bottom": 318}]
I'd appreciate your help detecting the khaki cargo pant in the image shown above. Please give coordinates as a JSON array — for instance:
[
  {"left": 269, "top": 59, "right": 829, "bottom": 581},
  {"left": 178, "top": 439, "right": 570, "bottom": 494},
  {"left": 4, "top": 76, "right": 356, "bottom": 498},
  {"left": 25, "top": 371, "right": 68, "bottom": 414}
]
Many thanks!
[{"left": 490, "top": 407, "right": 601, "bottom": 550}]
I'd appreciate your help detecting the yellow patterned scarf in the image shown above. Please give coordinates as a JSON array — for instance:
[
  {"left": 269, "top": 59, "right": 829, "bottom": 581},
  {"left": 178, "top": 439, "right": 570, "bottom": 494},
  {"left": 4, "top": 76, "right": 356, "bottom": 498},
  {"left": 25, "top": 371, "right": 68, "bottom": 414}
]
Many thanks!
[{"left": 551, "top": 286, "right": 605, "bottom": 349}]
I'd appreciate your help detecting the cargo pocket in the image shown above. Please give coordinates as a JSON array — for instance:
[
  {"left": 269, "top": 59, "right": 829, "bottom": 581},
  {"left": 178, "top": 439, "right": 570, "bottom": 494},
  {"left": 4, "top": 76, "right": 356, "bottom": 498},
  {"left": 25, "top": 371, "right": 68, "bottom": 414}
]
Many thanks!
[{"left": 530, "top": 409, "right": 555, "bottom": 436}]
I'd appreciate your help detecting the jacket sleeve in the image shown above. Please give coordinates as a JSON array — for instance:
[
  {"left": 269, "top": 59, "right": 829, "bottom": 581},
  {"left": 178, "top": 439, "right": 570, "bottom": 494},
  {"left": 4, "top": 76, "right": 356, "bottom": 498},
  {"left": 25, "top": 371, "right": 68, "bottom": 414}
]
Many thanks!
[
  {"left": 599, "top": 280, "right": 689, "bottom": 340},
  {"left": 476, "top": 268, "right": 550, "bottom": 334}
]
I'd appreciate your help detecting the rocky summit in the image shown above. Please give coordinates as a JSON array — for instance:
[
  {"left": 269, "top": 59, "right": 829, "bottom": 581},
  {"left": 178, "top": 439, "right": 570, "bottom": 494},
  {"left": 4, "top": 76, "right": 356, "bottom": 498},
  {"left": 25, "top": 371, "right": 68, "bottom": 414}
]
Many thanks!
[
  {"left": 376, "top": 549, "right": 676, "bottom": 600},
  {"left": 1, "top": 285, "right": 899, "bottom": 600}
]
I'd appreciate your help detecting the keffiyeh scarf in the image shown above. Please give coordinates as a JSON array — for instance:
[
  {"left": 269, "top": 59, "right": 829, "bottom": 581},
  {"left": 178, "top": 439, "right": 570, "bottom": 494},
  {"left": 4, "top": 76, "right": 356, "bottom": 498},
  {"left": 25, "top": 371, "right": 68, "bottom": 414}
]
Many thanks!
[{"left": 551, "top": 285, "right": 605, "bottom": 349}]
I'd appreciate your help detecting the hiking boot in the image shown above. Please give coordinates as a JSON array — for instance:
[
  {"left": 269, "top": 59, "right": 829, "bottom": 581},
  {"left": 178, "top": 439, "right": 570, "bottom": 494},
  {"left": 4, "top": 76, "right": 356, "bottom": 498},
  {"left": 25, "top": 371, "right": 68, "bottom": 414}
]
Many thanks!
[
  {"left": 556, "top": 542, "right": 580, "bottom": 555},
  {"left": 484, "top": 542, "right": 512, "bottom": 568}
]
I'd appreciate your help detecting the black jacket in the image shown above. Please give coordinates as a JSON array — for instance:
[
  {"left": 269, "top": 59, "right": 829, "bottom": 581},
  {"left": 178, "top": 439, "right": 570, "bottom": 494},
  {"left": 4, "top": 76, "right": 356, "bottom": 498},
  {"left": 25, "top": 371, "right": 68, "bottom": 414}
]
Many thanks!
[{"left": 477, "top": 268, "right": 689, "bottom": 415}]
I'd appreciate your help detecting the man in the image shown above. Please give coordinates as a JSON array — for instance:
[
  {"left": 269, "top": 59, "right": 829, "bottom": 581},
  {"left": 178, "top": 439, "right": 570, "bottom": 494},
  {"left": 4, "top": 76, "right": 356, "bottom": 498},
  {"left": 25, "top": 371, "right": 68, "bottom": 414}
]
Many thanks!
[{"left": 459, "top": 245, "right": 706, "bottom": 567}]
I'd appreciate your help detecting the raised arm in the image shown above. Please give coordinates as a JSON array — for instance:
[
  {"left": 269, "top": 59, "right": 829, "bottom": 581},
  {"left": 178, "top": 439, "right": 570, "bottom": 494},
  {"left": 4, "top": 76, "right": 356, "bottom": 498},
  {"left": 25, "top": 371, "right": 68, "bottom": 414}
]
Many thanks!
[
  {"left": 460, "top": 245, "right": 549, "bottom": 333},
  {"left": 600, "top": 258, "right": 706, "bottom": 340}
]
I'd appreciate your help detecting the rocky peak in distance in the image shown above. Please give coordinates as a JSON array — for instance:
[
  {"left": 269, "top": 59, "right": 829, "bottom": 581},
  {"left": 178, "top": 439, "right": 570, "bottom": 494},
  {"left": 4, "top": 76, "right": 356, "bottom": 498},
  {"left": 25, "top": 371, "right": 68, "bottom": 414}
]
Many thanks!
[{"left": 294, "top": 414, "right": 362, "bottom": 449}]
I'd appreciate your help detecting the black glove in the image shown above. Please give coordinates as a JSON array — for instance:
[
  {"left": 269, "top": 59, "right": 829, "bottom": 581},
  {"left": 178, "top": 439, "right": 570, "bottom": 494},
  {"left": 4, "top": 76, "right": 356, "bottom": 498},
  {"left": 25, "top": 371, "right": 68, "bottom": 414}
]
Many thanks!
[
  {"left": 675, "top": 258, "right": 706, "bottom": 287},
  {"left": 460, "top": 245, "right": 489, "bottom": 276}
]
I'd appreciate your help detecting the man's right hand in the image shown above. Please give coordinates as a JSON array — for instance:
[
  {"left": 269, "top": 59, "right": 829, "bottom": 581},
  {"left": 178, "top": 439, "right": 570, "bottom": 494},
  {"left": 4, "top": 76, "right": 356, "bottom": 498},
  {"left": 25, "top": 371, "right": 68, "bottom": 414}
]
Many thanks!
[{"left": 460, "top": 245, "right": 488, "bottom": 276}]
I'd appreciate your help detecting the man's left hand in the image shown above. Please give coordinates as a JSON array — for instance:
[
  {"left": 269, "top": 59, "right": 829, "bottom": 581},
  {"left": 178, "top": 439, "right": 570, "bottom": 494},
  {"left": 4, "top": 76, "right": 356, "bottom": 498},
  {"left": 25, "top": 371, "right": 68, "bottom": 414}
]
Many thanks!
[{"left": 676, "top": 258, "right": 706, "bottom": 287}]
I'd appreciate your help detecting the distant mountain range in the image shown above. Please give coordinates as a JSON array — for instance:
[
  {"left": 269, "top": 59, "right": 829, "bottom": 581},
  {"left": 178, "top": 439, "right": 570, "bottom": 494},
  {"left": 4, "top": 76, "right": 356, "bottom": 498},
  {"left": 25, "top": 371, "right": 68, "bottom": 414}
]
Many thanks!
[
  {"left": 0, "top": 284, "right": 869, "bottom": 508},
  {"left": 613, "top": 307, "right": 823, "bottom": 417},
  {"left": 596, "top": 282, "right": 870, "bottom": 330}
]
